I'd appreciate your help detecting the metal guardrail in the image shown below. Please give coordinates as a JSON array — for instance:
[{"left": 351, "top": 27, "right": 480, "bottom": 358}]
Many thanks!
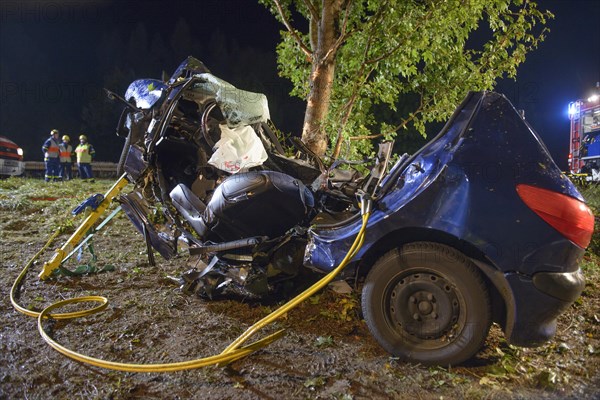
[{"left": 24, "top": 161, "right": 119, "bottom": 178}]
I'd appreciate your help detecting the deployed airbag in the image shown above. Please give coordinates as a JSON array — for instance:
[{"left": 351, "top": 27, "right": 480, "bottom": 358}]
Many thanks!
[{"left": 208, "top": 124, "right": 268, "bottom": 173}]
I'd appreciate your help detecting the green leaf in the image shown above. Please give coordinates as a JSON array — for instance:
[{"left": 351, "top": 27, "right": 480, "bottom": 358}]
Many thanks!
[
  {"left": 534, "top": 370, "right": 557, "bottom": 389},
  {"left": 304, "top": 376, "right": 326, "bottom": 388},
  {"left": 315, "top": 335, "right": 334, "bottom": 348}
]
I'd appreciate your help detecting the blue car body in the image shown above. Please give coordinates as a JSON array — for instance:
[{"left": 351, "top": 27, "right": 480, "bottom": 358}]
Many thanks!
[
  {"left": 306, "top": 91, "right": 586, "bottom": 346},
  {"left": 115, "top": 57, "right": 591, "bottom": 363}
]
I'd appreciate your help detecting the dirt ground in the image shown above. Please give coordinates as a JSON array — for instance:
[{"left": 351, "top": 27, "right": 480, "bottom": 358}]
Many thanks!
[{"left": 1, "top": 179, "right": 599, "bottom": 399}]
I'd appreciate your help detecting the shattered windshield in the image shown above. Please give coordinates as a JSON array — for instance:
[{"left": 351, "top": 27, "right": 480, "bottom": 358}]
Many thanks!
[{"left": 191, "top": 73, "right": 270, "bottom": 128}]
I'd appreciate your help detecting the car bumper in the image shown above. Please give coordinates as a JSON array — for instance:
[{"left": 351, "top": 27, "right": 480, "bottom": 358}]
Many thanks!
[
  {"left": 504, "top": 269, "right": 585, "bottom": 347},
  {"left": 0, "top": 158, "right": 25, "bottom": 176}
]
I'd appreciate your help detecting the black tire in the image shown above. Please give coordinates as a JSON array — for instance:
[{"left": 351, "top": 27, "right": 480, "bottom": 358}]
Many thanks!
[{"left": 361, "top": 242, "right": 491, "bottom": 366}]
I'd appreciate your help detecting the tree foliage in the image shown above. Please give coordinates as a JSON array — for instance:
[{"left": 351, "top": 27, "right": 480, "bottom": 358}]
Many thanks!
[{"left": 260, "top": 0, "right": 552, "bottom": 160}]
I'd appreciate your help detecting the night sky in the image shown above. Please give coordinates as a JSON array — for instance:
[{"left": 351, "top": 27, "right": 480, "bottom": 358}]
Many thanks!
[{"left": 1, "top": 0, "right": 598, "bottom": 169}]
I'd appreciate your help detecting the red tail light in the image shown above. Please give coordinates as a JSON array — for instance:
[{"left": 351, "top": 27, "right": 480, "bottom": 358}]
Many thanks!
[{"left": 516, "top": 184, "right": 595, "bottom": 248}]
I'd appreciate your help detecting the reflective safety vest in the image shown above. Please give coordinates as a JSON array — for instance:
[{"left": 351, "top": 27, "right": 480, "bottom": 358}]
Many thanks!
[
  {"left": 42, "top": 138, "right": 60, "bottom": 160},
  {"left": 75, "top": 143, "right": 95, "bottom": 163},
  {"left": 59, "top": 143, "right": 73, "bottom": 163}
]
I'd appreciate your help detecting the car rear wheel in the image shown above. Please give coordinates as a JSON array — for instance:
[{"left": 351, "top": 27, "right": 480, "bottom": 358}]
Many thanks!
[{"left": 361, "top": 242, "right": 491, "bottom": 366}]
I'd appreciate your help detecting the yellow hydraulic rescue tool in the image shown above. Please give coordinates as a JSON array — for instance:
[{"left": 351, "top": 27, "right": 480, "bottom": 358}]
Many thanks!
[{"left": 38, "top": 174, "right": 129, "bottom": 280}]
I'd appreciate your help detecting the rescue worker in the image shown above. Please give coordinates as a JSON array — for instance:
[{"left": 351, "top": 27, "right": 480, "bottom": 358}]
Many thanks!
[
  {"left": 75, "top": 134, "right": 95, "bottom": 182},
  {"left": 42, "top": 129, "right": 61, "bottom": 182},
  {"left": 59, "top": 135, "right": 73, "bottom": 180}
]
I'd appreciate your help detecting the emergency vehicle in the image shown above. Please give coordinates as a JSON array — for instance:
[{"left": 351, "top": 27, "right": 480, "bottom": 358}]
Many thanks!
[
  {"left": 569, "top": 83, "right": 600, "bottom": 181},
  {"left": 0, "top": 136, "right": 25, "bottom": 176}
]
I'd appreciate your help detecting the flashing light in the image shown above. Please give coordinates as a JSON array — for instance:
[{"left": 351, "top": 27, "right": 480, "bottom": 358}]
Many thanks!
[
  {"left": 17, "top": 148, "right": 23, "bottom": 157},
  {"left": 588, "top": 94, "right": 599, "bottom": 103},
  {"left": 568, "top": 101, "right": 580, "bottom": 118}
]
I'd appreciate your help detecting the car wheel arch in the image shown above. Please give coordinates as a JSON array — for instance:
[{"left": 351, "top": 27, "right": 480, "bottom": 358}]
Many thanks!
[{"left": 355, "top": 227, "right": 510, "bottom": 331}]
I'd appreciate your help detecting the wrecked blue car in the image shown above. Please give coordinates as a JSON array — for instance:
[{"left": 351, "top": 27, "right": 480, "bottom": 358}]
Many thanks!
[{"left": 111, "top": 57, "right": 594, "bottom": 366}]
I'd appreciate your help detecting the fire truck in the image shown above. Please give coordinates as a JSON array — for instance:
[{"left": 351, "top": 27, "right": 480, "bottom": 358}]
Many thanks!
[{"left": 569, "top": 83, "right": 600, "bottom": 181}]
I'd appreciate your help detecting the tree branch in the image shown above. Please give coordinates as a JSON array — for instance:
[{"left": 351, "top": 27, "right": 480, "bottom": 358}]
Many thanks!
[
  {"left": 331, "top": 12, "right": 377, "bottom": 159},
  {"left": 273, "top": 0, "right": 313, "bottom": 60},
  {"left": 349, "top": 133, "right": 384, "bottom": 141},
  {"left": 301, "top": 0, "right": 319, "bottom": 22},
  {"left": 331, "top": 61, "right": 375, "bottom": 159},
  {"left": 349, "top": 96, "right": 431, "bottom": 142},
  {"left": 321, "top": 0, "right": 357, "bottom": 65},
  {"left": 384, "top": 96, "right": 432, "bottom": 137}
]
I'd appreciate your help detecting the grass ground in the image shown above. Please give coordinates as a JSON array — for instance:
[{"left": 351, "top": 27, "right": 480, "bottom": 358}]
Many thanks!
[{"left": 0, "top": 177, "right": 598, "bottom": 399}]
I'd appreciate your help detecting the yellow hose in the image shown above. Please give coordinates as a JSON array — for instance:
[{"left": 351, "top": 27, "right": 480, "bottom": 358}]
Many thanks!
[
  {"left": 10, "top": 230, "right": 110, "bottom": 320},
  {"left": 37, "top": 298, "right": 286, "bottom": 372},
  {"left": 11, "top": 185, "right": 370, "bottom": 372}
]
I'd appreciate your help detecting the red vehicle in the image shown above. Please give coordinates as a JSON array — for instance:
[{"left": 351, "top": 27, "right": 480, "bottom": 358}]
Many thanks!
[
  {"left": 0, "top": 136, "right": 25, "bottom": 176},
  {"left": 568, "top": 83, "right": 600, "bottom": 180}
]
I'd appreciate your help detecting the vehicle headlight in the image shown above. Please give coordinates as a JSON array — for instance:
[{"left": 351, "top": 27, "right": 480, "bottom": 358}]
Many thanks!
[{"left": 17, "top": 148, "right": 23, "bottom": 156}]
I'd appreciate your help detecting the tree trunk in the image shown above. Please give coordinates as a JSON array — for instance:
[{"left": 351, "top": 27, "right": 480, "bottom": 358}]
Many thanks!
[
  {"left": 301, "top": 0, "right": 341, "bottom": 157},
  {"left": 302, "top": 61, "right": 336, "bottom": 156}
]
